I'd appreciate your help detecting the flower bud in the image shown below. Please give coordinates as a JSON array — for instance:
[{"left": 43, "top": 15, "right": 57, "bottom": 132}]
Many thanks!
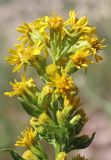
[
  {"left": 38, "top": 112, "right": 50, "bottom": 125},
  {"left": 70, "top": 114, "right": 81, "bottom": 125},
  {"left": 46, "top": 64, "right": 57, "bottom": 77},
  {"left": 42, "top": 85, "right": 52, "bottom": 95},
  {"left": 48, "top": 16, "right": 63, "bottom": 31},
  {"left": 22, "top": 150, "right": 39, "bottom": 160},
  {"left": 56, "top": 110, "right": 65, "bottom": 126},
  {"left": 56, "top": 152, "right": 67, "bottom": 160}
]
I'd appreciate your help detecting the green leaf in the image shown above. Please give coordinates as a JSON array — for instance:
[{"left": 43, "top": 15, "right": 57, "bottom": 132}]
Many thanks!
[
  {"left": 44, "top": 123, "right": 68, "bottom": 143},
  {"left": 18, "top": 96, "right": 40, "bottom": 116},
  {"left": 35, "top": 56, "right": 47, "bottom": 79},
  {"left": 66, "top": 132, "right": 95, "bottom": 152},
  {"left": 2, "top": 149, "right": 24, "bottom": 160},
  {"left": 57, "top": 32, "right": 82, "bottom": 60},
  {"left": 31, "top": 145, "right": 49, "bottom": 160}
]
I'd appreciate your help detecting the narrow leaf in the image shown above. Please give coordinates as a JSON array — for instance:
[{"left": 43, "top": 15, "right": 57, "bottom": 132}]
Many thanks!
[{"left": 2, "top": 149, "right": 24, "bottom": 160}]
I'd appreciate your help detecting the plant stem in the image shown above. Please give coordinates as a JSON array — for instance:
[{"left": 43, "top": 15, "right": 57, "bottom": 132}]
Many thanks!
[{"left": 55, "top": 142, "right": 61, "bottom": 159}]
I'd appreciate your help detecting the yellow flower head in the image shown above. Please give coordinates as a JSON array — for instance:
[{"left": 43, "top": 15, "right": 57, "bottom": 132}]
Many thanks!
[
  {"left": 55, "top": 73, "right": 75, "bottom": 94},
  {"left": 4, "top": 75, "right": 35, "bottom": 97},
  {"left": 81, "top": 35, "right": 105, "bottom": 55},
  {"left": 47, "top": 15, "right": 63, "bottom": 31},
  {"left": 22, "top": 150, "right": 38, "bottom": 160},
  {"left": 15, "top": 127, "right": 36, "bottom": 148},
  {"left": 62, "top": 96, "right": 80, "bottom": 119},
  {"left": 75, "top": 16, "right": 88, "bottom": 29},
  {"left": 6, "top": 43, "right": 44, "bottom": 72},
  {"left": 91, "top": 36, "right": 105, "bottom": 51},
  {"left": 17, "top": 18, "right": 47, "bottom": 44},
  {"left": 65, "top": 10, "right": 95, "bottom": 34},
  {"left": 17, "top": 22, "right": 35, "bottom": 44},
  {"left": 70, "top": 48, "right": 93, "bottom": 69},
  {"left": 64, "top": 95, "right": 80, "bottom": 108},
  {"left": 48, "top": 71, "right": 77, "bottom": 96}
]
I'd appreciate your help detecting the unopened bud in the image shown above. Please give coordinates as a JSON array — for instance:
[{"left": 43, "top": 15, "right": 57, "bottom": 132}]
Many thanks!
[
  {"left": 70, "top": 114, "right": 81, "bottom": 125},
  {"left": 56, "top": 152, "right": 67, "bottom": 160},
  {"left": 22, "top": 150, "right": 39, "bottom": 160}
]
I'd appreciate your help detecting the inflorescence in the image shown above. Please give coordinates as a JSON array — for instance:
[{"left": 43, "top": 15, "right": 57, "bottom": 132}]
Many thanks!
[{"left": 4, "top": 10, "right": 105, "bottom": 160}]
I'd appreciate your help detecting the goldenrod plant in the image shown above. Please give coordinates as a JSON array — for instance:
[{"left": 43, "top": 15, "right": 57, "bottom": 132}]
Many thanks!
[{"left": 4, "top": 10, "right": 105, "bottom": 160}]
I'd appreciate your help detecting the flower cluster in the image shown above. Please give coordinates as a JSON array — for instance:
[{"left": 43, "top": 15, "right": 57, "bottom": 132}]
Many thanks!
[{"left": 4, "top": 10, "right": 105, "bottom": 160}]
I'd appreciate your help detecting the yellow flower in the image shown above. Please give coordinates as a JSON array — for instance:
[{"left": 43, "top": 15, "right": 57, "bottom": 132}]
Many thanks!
[
  {"left": 76, "top": 16, "right": 88, "bottom": 29},
  {"left": 81, "top": 35, "right": 105, "bottom": 55},
  {"left": 79, "top": 35, "right": 105, "bottom": 63},
  {"left": 42, "top": 85, "right": 52, "bottom": 95},
  {"left": 22, "top": 150, "right": 38, "bottom": 160},
  {"left": 65, "top": 10, "right": 76, "bottom": 27},
  {"left": 65, "top": 10, "right": 95, "bottom": 34},
  {"left": 15, "top": 127, "right": 36, "bottom": 148},
  {"left": 5, "top": 42, "right": 44, "bottom": 72},
  {"left": 45, "top": 14, "right": 70, "bottom": 36},
  {"left": 90, "top": 36, "right": 105, "bottom": 52},
  {"left": 54, "top": 73, "right": 75, "bottom": 95},
  {"left": 75, "top": 16, "right": 94, "bottom": 34},
  {"left": 62, "top": 96, "right": 80, "bottom": 119},
  {"left": 64, "top": 95, "right": 80, "bottom": 108},
  {"left": 48, "top": 71, "right": 77, "bottom": 96},
  {"left": 47, "top": 15, "right": 63, "bottom": 31},
  {"left": 17, "top": 22, "right": 35, "bottom": 44},
  {"left": 62, "top": 96, "right": 81, "bottom": 119},
  {"left": 4, "top": 75, "right": 35, "bottom": 97},
  {"left": 70, "top": 48, "right": 93, "bottom": 69},
  {"left": 17, "top": 18, "right": 47, "bottom": 44}
]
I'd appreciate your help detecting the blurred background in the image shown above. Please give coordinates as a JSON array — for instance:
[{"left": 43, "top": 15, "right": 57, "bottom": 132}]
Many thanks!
[{"left": 0, "top": 0, "right": 111, "bottom": 159}]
